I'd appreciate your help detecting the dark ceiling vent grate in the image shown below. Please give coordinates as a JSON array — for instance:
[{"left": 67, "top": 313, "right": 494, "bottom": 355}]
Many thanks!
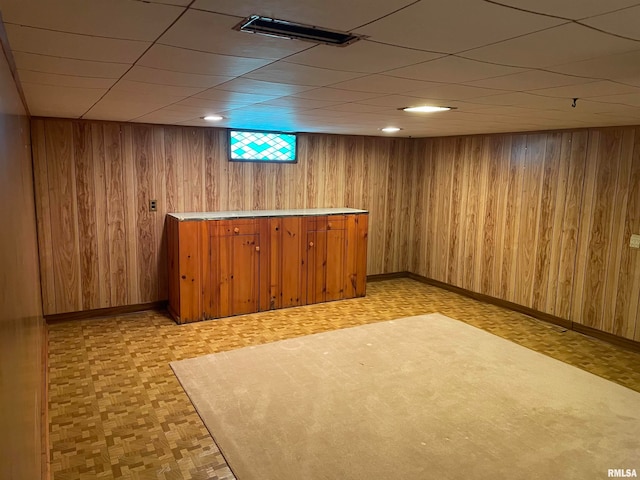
[{"left": 234, "top": 15, "right": 365, "bottom": 47}]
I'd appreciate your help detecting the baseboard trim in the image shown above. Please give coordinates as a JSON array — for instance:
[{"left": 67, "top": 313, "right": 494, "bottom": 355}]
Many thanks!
[
  {"left": 572, "top": 323, "right": 640, "bottom": 353},
  {"left": 41, "top": 321, "right": 49, "bottom": 480},
  {"left": 406, "top": 272, "right": 640, "bottom": 353},
  {"left": 366, "top": 272, "right": 409, "bottom": 282},
  {"left": 45, "top": 301, "right": 167, "bottom": 323}
]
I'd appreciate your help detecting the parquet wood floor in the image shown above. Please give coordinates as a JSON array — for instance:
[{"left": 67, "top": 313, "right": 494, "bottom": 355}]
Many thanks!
[{"left": 48, "top": 278, "right": 640, "bottom": 479}]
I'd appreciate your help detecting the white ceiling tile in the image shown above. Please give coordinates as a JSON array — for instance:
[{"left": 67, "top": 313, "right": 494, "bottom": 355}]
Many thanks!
[
  {"left": 259, "top": 97, "right": 343, "bottom": 110},
  {"left": 386, "top": 56, "right": 525, "bottom": 84},
  {"left": 159, "top": 10, "right": 310, "bottom": 60},
  {"left": 292, "top": 88, "right": 381, "bottom": 102},
  {"left": 353, "top": 0, "right": 563, "bottom": 53},
  {"left": 176, "top": 97, "right": 250, "bottom": 111},
  {"left": 320, "top": 103, "right": 393, "bottom": 113},
  {"left": 550, "top": 49, "right": 640, "bottom": 80},
  {"left": 592, "top": 112, "right": 640, "bottom": 125},
  {"left": 358, "top": 94, "right": 435, "bottom": 108},
  {"left": 531, "top": 81, "right": 640, "bottom": 99},
  {"left": 587, "top": 92, "right": 640, "bottom": 108},
  {"left": 285, "top": 41, "right": 443, "bottom": 74},
  {"left": 0, "top": 0, "right": 182, "bottom": 41},
  {"left": 138, "top": 45, "right": 271, "bottom": 76},
  {"left": 464, "top": 23, "right": 639, "bottom": 69},
  {"left": 192, "top": 0, "right": 410, "bottom": 31},
  {"left": 466, "top": 92, "right": 570, "bottom": 109},
  {"left": 582, "top": 6, "right": 640, "bottom": 41},
  {"left": 243, "top": 62, "right": 366, "bottom": 87},
  {"left": 111, "top": 79, "right": 205, "bottom": 98},
  {"left": 18, "top": 70, "right": 115, "bottom": 89},
  {"left": 330, "top": 75, "right": 440, "bottom": 94},
  {"left": 216, "top": 78, "right": 315, "bottom": 96},
  {"left": 84, "top": 95, "right": 177, "bottom": 122},
  {"left": 123, "top": 66, "right": 233, "bottom": 89},
  {"left": 161, "top": 104, "right": 228, "bottom": 116},
  {"left": 5, "top": 24, "right": 149, "bottom": 63},
  {"left": 406, "top": 84, "right": 506, "bottom": 100},
  {"left": 467, "top": 70, "right": 593, "bottom": 91},
  {"left": 194, "top": 89, "right": 279, "bottom": 104},
  {"left": 616, "top": 77, "right": 640, "bottom": 88},
  {"left": 145, "top": 0, "right": 192, "bottom": 6},
  {"left": 491, "top": 0, "right": 639, "bottom": 20},
  {"left": 573, "top": 99, "right": 640, "bottom": 115},
  {"left": 133, "top": 109, "right": 201, "bottom": 124},
  {"left": 22, "top": 83, "right": 105, "bottom": 117},
  {"left": 13, "top": 52, "right": 128, "bottom": 78}
]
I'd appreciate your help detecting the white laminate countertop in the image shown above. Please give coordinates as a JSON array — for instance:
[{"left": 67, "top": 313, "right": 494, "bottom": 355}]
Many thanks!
[{"left": 167, "top": 208, "right": 368, "bottom": 221}]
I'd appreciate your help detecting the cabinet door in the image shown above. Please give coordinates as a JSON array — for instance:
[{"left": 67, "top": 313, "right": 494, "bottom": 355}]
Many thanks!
[
  {"left": 344, "top": 213, "right": 368, "bottom": 298},
  {"left": 218, "top": 232, "right": 260, "bottom": 317},
  {"left": 167, "top": 218, "right": 204, "bottom": 324},
  {"left": 269, "top": 217, "right": 304, "bottom": 309},
  {"left": 325, "top": 227, "right": 345, "bottom": 301},
  {"left": 306, "top": 229, "right": 327, "bottom": 304}
]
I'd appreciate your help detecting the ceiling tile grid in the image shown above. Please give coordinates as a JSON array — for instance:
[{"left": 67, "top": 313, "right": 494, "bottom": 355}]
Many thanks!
[{"left": 0, "top": 0, "right": 638, "bottom": 136}]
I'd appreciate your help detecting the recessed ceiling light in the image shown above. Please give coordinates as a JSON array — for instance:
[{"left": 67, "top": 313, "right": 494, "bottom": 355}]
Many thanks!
[
  {"left": 381, "top": 127, "right": 402, "bottom": 133},
  {"left": 401, "top": 106, "right": 453, "bottom": 113},
  {"left": 202, "top": 115, "right": 223, "bottom": 121}
]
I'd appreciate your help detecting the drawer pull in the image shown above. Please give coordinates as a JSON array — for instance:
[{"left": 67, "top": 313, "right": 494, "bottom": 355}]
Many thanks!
[
  {"left": 255, "top": 246, "right": 260, "bottom": 252},
  {"left": 234, "top": 227, "right": 240, "bottom": 233},
  {"left": 309, "top": 242, "right": 314, "bottom": 247}
]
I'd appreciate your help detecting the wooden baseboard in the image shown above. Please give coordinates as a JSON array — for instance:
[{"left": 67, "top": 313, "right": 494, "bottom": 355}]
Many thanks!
[
  {"left": 366, "top": 272, "right": 409, "bottom": 282},
  {"left": 407, "top": 273, "right": 573, "bottom": 330},
  {"left": 572, "top": 323, "right": 640, "bottom": 353},
  {"left": 41, "top": 320, "right": 49, "bottom": 480},
  {"left": 45, "top": 301, "right": 167, "bottom": 324},
  {"left": 406, "top": 272, "right": 640, "bottom": 353}
]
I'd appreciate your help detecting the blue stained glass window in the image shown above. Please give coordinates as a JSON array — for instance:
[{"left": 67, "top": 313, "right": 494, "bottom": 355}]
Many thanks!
[{"left": 229, "top": 130, "right": 297, "bottom": 162}]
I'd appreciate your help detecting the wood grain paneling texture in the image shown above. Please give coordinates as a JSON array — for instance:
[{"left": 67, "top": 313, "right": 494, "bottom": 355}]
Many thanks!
[
  {"left": 411, "top": 127, "right": 640, "bottom": 341},
  {"left": 0, "top": 37, "right": 46, "bottom": 479},
  {"left": 31, "top": 117, "right": 640, "bottom": 341},
  {"left": 32, "top": 118, "right": 411, "bottom": 315}
]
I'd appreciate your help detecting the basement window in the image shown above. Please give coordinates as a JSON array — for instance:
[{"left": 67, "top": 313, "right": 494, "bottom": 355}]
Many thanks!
[{"left": 228, "top": 129, "right": 297, "bottom": 163}]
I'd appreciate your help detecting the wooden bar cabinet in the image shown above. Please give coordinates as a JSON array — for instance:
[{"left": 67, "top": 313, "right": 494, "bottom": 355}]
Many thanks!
[{"left": 166, "top": 208, "right": 368, "bottom": 324}]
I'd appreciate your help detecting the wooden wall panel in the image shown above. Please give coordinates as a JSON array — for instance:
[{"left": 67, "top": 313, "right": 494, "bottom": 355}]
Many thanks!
[
  {"left": 0, "top": 32, "right": 46, "bottom": 478},
  {"left": 32, "top": 119, "right": 409, "bottom": 315},
  {"left": 411, "top": 126, "right": 640, "bottom": 341},
  {"left": 31, "top": 117, "right": 640, "bottom": 341}
]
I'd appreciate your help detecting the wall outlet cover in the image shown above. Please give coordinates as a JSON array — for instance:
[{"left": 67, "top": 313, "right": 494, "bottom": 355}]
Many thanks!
[{"left": 630, "top": 234, "right": 640, "bottom": 249}]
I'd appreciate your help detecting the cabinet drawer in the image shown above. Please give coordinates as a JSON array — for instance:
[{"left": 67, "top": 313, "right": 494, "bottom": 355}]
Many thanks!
[
  {"left": 326, "top": 216, "right": 345, "bottom": 231},
  {"left": 215, "top": 219, "right": 260, "bottom": 236},
  {"left": 307, "top": 215, "right": 345, "bottom": 231}
]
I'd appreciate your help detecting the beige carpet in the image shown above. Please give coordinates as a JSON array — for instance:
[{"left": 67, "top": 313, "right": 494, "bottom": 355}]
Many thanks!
[{"left": 170, "top": 314, "right": 640, "bottom": 480}]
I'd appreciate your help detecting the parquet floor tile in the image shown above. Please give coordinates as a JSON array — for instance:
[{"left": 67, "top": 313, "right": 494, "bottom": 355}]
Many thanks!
[{"left": 48, "top": 278, "right": 640, "bottom": 479}]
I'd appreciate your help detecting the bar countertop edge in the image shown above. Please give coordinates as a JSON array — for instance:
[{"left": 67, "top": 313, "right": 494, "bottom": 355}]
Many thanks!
[{"left": 167, "top": 208, "right": 369, "bottom": 221}]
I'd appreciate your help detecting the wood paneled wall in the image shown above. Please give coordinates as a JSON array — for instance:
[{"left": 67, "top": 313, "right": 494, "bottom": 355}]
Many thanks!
[
  {"left": 31, "top": 117, "right": 640, "bottom": 341},
  {"left": 31, "top": 118, "right": 414, "bottom": 315},
  {"left": 0, "top": 36, "right": 45, "bottom": 480},
  {"left": 409, "top": 127, "right": 640, "bottom": 341}
]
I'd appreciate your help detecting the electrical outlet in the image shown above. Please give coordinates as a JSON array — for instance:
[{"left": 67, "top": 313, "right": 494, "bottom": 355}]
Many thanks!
[
  {"left": 149, "top": 200, "right": 157, "bottom": 212},
  {"left": 630, "top": 234, "right": 640, "bottom": 249}
]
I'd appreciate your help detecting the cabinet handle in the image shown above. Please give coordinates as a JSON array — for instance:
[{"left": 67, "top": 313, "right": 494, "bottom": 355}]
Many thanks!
[
  {"left": 255, "top": 246, "right": 260, "bottom": 252},
  {"left": 234, "top": 227, "right": 240, "bottom": 233},
  {"left": 309, "top": 242, "right": 314, "bottom": 247}
]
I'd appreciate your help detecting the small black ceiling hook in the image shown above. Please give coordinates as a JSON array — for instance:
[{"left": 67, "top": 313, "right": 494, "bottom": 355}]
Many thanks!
[{"left": 571, "top": 98, "right": 578, "bottom": 108}]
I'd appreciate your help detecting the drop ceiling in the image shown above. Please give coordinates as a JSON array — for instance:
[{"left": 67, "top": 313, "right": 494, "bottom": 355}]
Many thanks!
[{"left": 1, "top": 0, "right": 639, "bottom": 137}]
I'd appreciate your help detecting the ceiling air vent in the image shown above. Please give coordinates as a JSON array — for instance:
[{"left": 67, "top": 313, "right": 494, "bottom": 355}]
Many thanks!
[{"left": 234, "top": 15, "right": 365, "bottom": 47}]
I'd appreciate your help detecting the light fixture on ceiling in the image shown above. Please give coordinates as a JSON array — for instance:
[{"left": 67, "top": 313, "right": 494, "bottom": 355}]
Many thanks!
[
  {"left": 234, "top": 15, "right": 365, "bottom": 47},
  {"left": 401, "top": 106, "right": 455, "bottom": 113},
  {"left": 202, "top": 115, "right": 223, "bottom": 121},
  {"left": 381, "top": 127, "right": 402, "bottom": 133}
]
